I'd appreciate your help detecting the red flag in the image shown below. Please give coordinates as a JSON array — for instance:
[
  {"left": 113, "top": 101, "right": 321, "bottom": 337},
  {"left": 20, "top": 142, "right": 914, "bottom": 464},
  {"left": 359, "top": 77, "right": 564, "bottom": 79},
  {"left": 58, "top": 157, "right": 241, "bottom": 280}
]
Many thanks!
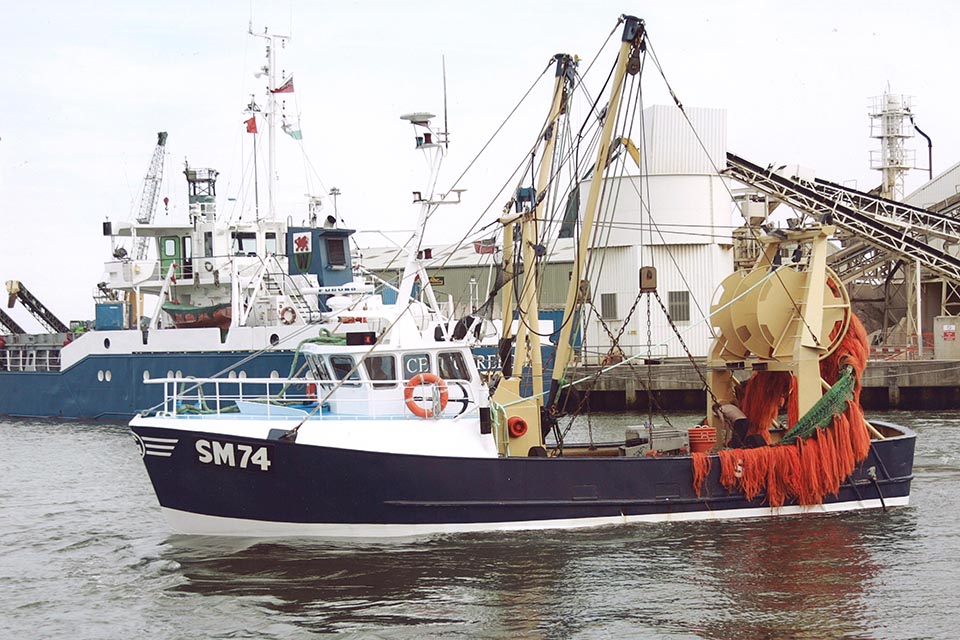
[
  {"left": 271, "top": 76, "right": 294, "bottom": 94},
  {"left": 244, "top": 116, "right": 257, "bottom": 134}
]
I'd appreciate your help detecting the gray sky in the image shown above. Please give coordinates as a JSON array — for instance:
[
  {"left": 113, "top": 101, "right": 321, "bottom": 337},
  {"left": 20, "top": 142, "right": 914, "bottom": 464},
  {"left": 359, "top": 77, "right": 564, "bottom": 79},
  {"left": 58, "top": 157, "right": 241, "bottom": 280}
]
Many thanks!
[{"left": 2, "top": 0, "right": 955, "bottom": 327}]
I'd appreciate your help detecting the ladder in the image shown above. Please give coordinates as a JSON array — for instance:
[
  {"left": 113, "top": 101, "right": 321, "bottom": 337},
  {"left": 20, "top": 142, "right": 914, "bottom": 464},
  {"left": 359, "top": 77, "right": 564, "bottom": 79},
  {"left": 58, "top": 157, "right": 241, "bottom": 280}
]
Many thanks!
[{"left": 263, "top": 273, "right": 316, "bottom": 324}]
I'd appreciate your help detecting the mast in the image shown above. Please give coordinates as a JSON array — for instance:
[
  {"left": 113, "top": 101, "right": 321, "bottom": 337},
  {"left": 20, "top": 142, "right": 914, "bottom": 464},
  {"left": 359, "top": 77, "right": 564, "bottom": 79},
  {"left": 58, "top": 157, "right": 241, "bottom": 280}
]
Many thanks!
[
  {"left": 248, "top": 25, "right": 289, "bottom": 221},
  {"left": 503, "top": 53, "right": 577, "bottom": 400},
  {"left": 546, "top": 16, "right": 646, "bottom": 410},
  {"left": 393, "top": 113, "right": 449, "bottom": 333},
  {"left": 246, "top": 96, "right": 262, "bottom": 219}
]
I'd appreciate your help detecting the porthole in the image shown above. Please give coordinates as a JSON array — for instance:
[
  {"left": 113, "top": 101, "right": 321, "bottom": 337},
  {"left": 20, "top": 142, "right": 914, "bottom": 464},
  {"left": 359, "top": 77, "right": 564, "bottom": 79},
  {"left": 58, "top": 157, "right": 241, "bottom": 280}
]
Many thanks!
[
  {"left": 176, "top": 370, "right": 182, "bottom": 378},
  {"left": 167, "top": 370, "right": 174, "bottom": 379},
  {"left": 270, "top": 370, "right": 279, "bottom": 379},
  {"left": 228, "top": 371, "right": 237, "bottom": 379},
  {"left": 239, "top": 371, "right": 247, "bottom": 379},
  {"left": 97, "top": 370, "right": 104, "bottom": 382},
  {"left": 103, "top": 338, "right": 111, "bottom": 349},
  {"left": 105, "top": 370, "right": 112, "bottom": 382},
  {"left": 143, "top": 371, "right": 150, "bottom": 382},
  {"left": 270, "top": 333, "right": 280, "bottom": 346}
]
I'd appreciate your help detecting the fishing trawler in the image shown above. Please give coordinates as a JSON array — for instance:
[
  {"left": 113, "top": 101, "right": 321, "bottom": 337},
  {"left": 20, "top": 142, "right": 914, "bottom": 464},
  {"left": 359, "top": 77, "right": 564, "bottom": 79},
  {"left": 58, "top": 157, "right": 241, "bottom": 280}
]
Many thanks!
[
  {"left": 130, "top": 16, "right": 915, "bottom": 537},
  {"left": 0, "top": 27, "right": 454, "bottom": 421}
]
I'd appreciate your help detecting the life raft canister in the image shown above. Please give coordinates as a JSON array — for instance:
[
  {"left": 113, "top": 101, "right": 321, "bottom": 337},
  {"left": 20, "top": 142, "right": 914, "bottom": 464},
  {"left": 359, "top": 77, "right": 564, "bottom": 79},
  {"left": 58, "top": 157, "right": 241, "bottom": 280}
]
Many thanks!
[{"left": 403, "top": 372, "right": 449, "bottom": 418}]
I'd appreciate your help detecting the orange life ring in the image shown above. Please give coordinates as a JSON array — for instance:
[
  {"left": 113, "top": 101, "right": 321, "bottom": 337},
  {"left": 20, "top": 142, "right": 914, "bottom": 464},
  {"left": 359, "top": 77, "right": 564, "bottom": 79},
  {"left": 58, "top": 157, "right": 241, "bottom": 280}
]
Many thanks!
[
  {"left": 280, "top": 306, "right": 297, "bottom": 325},
  {"left": 403, "top": 372, "right": 449, "bottom": 418},
  {"left": 306, "top": 383, "right": 317, "bottom": 401}
]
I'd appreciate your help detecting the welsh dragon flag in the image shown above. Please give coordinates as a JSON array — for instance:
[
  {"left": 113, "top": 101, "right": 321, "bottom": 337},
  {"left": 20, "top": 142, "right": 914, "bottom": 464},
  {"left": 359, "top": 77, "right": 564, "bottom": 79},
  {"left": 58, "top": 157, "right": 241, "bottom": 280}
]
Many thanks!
[{"left": 292, "top": 231, "right": 312, "bottom": 272}]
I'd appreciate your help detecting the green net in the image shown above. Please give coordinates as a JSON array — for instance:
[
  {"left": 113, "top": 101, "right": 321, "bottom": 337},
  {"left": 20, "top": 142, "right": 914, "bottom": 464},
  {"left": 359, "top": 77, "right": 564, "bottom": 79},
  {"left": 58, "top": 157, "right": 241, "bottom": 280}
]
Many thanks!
[{"left": 778, "top": 364, "right": 855, "bottom": 444}]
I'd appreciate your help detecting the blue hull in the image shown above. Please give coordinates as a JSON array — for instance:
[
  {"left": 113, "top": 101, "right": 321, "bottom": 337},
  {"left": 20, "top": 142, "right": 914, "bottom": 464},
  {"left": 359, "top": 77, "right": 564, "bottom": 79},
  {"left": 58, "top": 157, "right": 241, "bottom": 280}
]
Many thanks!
[
  {"left": 0, "top": 346, "right": 552, "bottom": 421},
  {"left": 0, "top": 351, "right": 298, "bottom": 421}
]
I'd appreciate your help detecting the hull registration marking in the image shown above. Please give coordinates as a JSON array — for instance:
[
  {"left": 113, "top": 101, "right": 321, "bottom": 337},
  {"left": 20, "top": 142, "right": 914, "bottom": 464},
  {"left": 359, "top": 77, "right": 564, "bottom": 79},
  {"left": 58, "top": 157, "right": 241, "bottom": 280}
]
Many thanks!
[{"left": 196, "top": 439, "right": 272, "bottom": 471}]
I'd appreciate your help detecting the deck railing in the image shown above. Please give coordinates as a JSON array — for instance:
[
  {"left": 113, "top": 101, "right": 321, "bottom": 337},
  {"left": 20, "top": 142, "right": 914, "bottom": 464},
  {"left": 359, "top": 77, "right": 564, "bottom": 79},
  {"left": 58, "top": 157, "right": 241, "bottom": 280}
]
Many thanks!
[{"left": 145, "top": 375, "right": 478, "bottom": 420}]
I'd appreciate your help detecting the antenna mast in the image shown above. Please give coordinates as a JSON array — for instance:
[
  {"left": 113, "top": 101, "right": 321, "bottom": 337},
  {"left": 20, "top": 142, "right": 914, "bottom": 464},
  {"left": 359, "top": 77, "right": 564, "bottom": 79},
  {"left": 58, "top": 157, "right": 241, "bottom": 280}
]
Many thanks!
[
  {"left": 442, "top": 56, "right": 449, "bottom": 149},
  {"left": 248, "top": 25, "right": 290, "bottom": 220}
]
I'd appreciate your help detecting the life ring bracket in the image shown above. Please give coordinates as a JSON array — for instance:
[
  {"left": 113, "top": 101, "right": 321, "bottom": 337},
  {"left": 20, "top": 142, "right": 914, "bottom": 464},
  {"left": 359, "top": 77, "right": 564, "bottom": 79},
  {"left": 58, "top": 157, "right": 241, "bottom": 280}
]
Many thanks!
[{"left": 403, "top": 372, "right": 449, "bottom": 418}]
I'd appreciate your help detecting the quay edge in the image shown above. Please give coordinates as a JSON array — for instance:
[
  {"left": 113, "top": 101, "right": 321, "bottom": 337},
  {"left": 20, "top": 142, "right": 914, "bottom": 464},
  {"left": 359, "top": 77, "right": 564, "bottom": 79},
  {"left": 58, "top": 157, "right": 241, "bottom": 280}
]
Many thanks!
[{"left": 564, "top": 359, "right": 960, "bottom": 411}]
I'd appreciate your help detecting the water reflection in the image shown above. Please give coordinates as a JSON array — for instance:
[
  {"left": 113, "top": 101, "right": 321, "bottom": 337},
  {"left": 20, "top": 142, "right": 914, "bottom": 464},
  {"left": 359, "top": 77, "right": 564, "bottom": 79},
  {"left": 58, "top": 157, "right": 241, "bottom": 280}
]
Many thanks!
[
  {"left": 161, "top": 533, "right": 583, "bottom": 635},
  {"left": 157, "top": 510, "right": 918, "bottom": 639}
]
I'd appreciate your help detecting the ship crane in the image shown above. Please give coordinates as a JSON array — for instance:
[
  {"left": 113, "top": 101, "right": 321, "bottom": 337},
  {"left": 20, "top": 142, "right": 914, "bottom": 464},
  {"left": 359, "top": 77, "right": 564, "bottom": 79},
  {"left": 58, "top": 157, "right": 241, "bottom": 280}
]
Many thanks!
[
  {"left": 5, "top": 281, "right": 70, "bottom": 334},
  {"left": 132, "top": 132, "right": 168, "bottom": 260},
  {"left": 0, "top": 307, "right": 25, "bottom": 335}
]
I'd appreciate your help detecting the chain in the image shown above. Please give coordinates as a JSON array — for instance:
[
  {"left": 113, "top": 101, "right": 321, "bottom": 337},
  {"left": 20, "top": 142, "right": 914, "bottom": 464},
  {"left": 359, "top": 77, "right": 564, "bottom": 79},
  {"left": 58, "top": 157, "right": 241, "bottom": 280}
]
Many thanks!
[
  {"left": 652, "top": 290, "right": 720, "bottom": 409},
  {"left": 556, "top": 287, "right": 700, "bottom": 446},
  {"left": 586, "top": 298, "right": 674, "bottom": 426},
  {"left": 645, "top": 293, "right": 652, "bottom": 425}
]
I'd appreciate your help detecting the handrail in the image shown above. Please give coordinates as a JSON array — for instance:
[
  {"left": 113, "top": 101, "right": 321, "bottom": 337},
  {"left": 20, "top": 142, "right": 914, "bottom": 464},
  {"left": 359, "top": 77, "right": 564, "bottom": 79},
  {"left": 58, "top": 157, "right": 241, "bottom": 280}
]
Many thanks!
[
  {"left": 238, "top": 260, "right": 269, "bottom": 326},
  {"left": 151, "top": 262, "right": 179, "bottom": 329},
  {"left": 146, "top": 374, "right": 479, "bottom": 419}
]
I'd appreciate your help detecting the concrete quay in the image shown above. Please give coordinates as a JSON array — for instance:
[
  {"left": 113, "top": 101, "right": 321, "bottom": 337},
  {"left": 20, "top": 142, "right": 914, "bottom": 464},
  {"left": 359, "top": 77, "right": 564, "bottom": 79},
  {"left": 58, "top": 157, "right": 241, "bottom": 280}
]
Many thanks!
[{"left": 565, "top": 359, "right": 960, "bottom": 412}]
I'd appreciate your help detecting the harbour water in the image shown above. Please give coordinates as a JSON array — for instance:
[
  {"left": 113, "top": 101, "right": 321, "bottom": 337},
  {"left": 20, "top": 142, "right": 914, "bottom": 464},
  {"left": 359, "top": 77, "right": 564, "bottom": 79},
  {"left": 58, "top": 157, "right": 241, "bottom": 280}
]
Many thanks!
[{"left": 1, "top": 410, "right": 956, "bottom": 639}]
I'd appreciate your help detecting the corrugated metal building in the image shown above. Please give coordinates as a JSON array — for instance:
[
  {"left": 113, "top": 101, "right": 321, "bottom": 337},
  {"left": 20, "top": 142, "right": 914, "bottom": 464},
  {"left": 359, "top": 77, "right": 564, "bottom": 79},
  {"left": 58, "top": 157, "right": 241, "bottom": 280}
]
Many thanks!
[
  {"left": 904, "top": 161, "right": 960, "bottom": 212},
  {"left": 359, "top": 240, "right": 575, "bottom": 319},
  {"left": 360, "top": 105, "right": 735, "bottom": 362}
]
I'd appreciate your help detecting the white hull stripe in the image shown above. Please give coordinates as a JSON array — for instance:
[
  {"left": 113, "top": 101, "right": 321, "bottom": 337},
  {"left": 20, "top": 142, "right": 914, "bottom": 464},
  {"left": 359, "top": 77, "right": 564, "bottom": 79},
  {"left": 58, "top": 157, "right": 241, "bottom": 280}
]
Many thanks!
[
  {"left": 140, "top": 435, "right": 179, "bottom": 458},
  {"left": 160, "top": 496, "right": 911, "bottom": 539}
]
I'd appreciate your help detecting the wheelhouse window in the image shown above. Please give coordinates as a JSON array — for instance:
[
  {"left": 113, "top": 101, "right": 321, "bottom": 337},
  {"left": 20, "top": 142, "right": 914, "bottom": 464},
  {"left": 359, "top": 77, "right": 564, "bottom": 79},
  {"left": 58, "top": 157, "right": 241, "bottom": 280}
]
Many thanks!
[
  {"left": 401, "top": 353, "right": 431, "bottom": 378},
  {"left": 181, "top": 236, "right": 193, "bottom": 278},
  {"left": 232, "top": 231, "right": 257, "bottom": 256},
  {"left": 162, "top": 237, "right": 178, "bottom": 257},
  {"left": 307, "top": 354, "right": 334, "bottom": 390},
  {"left": 363, "top": 355, "right": 396, "bottom": 389},
  {"left": 329, "top": 355, "right": 360, "bottom": 387},
  {"left": 439, "top": 351, "right": 471, "bottom": 381},
  {"left": 326, "top": 237, "right": 347, "bottom": 267},
  {"left": 265, "top": 232, "right": 278, "bottom": 256}
]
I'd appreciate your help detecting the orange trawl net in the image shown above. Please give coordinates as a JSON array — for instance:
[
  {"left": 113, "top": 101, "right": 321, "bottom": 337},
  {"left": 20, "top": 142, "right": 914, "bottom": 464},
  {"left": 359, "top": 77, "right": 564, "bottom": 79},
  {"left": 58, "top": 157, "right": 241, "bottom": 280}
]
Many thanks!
[
  {"left": 691, "top": 452, "right": 712, "bottom": 497},
  {"left": 706, "top": 314, "right": 873, "bottom": 507}
]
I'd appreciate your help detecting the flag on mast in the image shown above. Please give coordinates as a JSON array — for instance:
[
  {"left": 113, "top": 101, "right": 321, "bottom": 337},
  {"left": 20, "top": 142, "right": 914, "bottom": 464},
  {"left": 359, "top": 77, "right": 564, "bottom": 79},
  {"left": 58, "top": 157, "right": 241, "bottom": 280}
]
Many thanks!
[
  {"left": 282, "top": 121, "right": 303, "bottom": 140},
  {"left": 271, "top": 76, "right": 294, "bottom": 94},
  {"left": 244, "top": 116, "right": 258, "bottom": 134}
]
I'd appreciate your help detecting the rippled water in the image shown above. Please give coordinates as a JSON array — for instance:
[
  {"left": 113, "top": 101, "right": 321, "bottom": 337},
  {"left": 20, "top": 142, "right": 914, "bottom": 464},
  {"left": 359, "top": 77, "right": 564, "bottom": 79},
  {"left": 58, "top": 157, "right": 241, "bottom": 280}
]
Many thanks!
[{"left": 1, "top": 411, "right": 956, "bottom": 639}]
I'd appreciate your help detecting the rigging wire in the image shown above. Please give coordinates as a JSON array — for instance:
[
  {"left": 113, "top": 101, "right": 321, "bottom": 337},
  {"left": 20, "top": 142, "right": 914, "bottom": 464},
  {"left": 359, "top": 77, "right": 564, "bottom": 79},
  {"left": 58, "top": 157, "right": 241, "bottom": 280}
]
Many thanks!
[
  {"left": 419, "top": 57, "right": 557, "bottom": 260},
  {"left": 644, "top": 33, "right": 822, "bottom": 348},
  {"left": 429, "top": 19, "right": 624, "bottom": 319}
]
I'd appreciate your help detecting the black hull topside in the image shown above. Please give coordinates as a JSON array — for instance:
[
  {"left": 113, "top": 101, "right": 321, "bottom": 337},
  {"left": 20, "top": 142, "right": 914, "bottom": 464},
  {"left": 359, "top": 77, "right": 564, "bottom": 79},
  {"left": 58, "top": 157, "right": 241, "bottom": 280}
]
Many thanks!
[{"left": 131, "top": 421, "right": 915, "bottom": 537}]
